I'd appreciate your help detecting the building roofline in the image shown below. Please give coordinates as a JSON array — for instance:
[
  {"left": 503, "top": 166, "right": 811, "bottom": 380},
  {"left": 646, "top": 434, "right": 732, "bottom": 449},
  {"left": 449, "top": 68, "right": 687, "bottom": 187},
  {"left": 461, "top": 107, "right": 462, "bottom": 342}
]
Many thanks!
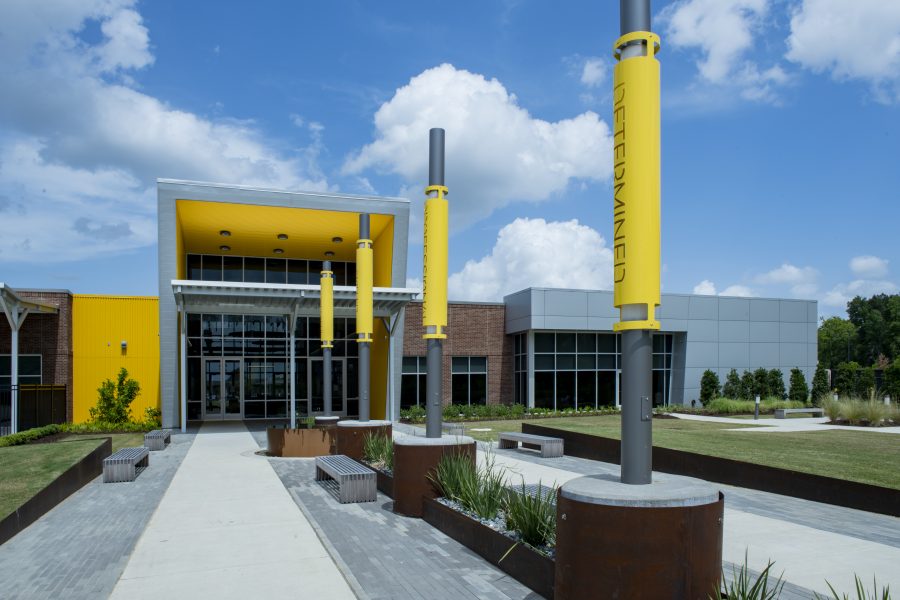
[
  {"left": 505, "top": 286, "right": 817, "bottom": 304},
  {"left": 157, "top": 178, "right": 410, "bottom": 204}
]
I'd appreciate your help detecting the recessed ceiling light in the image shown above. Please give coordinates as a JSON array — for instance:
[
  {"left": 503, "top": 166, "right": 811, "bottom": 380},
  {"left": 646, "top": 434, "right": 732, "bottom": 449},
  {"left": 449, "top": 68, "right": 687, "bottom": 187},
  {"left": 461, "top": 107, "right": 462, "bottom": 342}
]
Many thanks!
[
  {"left": 220, "top": 230, "right": 231, "bottom": 237},
  {"left": 324, "top": 251, "right": 335, "bottom": 258},
  {"left": 220, "top": 245, "right": 231, "bottom": 251},
  {"left": 277, "top": 233, "right": 288, "bottom": 240},
  {"left": 273, "top": 248, "right": 284, "bottom": 254},
  {"left": 332, "top": 236, "right": 343, "bottom": 244}
]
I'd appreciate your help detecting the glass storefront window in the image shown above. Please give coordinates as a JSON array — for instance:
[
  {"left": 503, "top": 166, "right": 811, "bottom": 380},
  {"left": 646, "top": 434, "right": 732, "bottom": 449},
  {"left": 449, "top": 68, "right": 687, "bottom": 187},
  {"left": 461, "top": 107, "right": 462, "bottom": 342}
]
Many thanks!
[
  {"left": 223, "top": 256, "right": 243, "bottom": 282},
  {"left": 266, "top": 258, "right": 287, "bottom": 284},
  {"left": 203, "top": 255, "right": 222, "bottom": 281},
  {"left": 244, "top": 257, "right": 265, "bottom": 283}
]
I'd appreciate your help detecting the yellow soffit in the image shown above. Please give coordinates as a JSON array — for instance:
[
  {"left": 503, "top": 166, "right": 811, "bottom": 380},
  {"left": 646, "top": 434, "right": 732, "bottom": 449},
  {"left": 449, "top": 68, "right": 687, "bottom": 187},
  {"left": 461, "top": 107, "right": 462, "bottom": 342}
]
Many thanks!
[{"left": 176, "top": 199, "right": 394, "bottom": 262}]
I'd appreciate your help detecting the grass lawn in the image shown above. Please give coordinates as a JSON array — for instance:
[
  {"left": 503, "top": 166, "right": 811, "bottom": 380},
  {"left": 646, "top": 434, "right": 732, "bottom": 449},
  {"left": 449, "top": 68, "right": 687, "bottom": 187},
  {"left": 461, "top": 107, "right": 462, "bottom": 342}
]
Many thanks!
[
  {"left": 0, "top": 433, "right": 145, "bottom": 520},
  {"left": 456, "top": 416, "right": 900, "bottom": 490}
]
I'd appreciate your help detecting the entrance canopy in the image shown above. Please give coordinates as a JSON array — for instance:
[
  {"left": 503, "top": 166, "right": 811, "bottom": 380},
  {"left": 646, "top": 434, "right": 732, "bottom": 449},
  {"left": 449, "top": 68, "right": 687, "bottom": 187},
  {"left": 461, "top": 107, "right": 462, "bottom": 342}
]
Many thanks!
[{"left": 171, "top": 280, "right": 418, "bottom": 317}]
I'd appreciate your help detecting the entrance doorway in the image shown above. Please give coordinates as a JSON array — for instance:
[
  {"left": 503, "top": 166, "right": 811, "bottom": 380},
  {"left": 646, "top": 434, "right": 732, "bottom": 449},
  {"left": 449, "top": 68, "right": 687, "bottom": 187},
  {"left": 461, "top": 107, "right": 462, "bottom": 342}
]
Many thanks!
[
  {"left": 203, "top": 358, "right": 242, "bottom": 420},
  {"left": 309, "top": 357, "right": 345, "bottom": 416}
]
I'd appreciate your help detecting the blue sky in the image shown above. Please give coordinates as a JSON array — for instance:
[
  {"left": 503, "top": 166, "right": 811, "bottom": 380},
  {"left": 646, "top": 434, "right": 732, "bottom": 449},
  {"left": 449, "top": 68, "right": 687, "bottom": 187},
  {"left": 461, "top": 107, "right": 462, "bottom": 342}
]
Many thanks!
[{"left": 0, "top": 0, "right": 898, "bottom": 316}]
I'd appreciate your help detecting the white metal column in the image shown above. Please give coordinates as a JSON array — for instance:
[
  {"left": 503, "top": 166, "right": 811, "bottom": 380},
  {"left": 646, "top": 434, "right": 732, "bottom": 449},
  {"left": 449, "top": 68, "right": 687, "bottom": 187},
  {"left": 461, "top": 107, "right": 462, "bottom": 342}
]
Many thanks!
[
  {"left": 0, "top": 297, "right": 28, "bottom": 435},
  {"left": 289, "top": 308, "right": 296, "bottom": 428},
  {"left": 180, "top": 308, "right": 187, "bottom": 433},
  {"left": 526, "top": 330, "right": 536, "bottom": 409}
]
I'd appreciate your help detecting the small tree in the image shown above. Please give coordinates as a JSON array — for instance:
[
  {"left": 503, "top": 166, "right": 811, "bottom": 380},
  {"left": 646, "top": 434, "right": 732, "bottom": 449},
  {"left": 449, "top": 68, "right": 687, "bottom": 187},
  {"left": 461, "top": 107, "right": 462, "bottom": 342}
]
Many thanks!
[
  {"left": 722, "top": 368, "right": 742, "bottom": 399},
  {"left": 89, "top": 367, "right": 141, "bottom": 425},
  {"left": 833, "top": 361, "right": 860, "bottom": 397},
  {"left": 810, "top": 365, "right": 830, "bottom": 406},
  {"left": 740, "top": 370, "right": 755, "bottom": 400},
  {"left": 699, "top": 370, "right": 720, "bottom": 406},
  {"left": 752, "top": 367, "right": 770, "bottom": 399},
  {"left": 884, "top": 358, "right": 900, "bottom": 403},
  {"left": 767, "top": 369, "right": 786, "bottom": 400},
  {"left": 856, "top": 366, "right": 876, "bottom": 398},
  {"left": 788, "top": 368, "right": 809, "bottom": 404}
]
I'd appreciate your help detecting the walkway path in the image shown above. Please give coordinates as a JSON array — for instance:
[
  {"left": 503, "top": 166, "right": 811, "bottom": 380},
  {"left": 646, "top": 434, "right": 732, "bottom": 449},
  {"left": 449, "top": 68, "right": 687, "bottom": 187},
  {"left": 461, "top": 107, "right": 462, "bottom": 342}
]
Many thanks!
[
  {"left": 110, "top": 422, "right": 355, "bottom": 600},
  {"left": 670, "top": 412, "right": 900, "bottom": 433}
]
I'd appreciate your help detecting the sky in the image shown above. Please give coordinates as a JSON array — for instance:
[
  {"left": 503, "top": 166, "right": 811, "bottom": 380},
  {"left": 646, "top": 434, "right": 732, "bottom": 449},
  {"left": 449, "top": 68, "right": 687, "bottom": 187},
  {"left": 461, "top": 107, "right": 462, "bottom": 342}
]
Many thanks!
[{"left": 0, "top": 0, "right": 898, "bottom": 317}]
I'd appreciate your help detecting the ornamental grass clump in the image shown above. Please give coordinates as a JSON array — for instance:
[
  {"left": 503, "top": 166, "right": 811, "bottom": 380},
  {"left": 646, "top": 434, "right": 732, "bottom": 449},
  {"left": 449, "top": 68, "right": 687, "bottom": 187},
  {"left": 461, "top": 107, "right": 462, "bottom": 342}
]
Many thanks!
[
  {"left": 816, "top": 574, "right": 892, "bottom": 600},
  {"left": 503, "top": 481, "right": 557, "bottom": 549},
  {"left": 711, "top": 553, "right": 784, "bottom": 600},
  {"left": 429, "top": 451, "right": 507, "bottom": 520},
  {"left": 429, "top": 450, "right": 478, "bottom": 502},
  {"left": 362, "top": 432, "right": 393, "bottom": 471}
]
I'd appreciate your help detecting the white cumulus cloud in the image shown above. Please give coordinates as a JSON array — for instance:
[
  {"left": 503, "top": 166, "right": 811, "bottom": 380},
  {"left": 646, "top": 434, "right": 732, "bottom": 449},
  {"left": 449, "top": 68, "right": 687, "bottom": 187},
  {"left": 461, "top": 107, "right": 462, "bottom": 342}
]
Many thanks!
[
  {"left": 850, "top": 255, "right": 889, "bottom": 278},
  {"left": 754, "top": 263, "right": 818, "bottom": 296},
  {"left": 343, "top": 64, "right": 613, "bottom": 231},
  {"left": 787, "top": 0, "right": 900, "bottom": 102},
  {"left": 0, "top": 0, "right": 327, "bottom": 262},
  {"left": 693, "top": 280, "right": 717, "bottom": 295},
  {"left": 446, "top": 218, "right": 613, "bottom": 302},
  {"left": 580, "top": 57, "right": 607, "bottom": 88},
  {"left": 720, "top": 284, "right": 756, "bottom": 297},
  {"left": 822, "top": 279, "right": 899, "bottom": 308}
]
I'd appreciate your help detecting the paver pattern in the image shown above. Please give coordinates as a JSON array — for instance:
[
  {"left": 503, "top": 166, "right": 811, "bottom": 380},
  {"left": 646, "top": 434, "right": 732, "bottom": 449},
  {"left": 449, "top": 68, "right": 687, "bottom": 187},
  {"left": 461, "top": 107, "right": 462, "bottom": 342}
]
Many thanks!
[{"left": 0, "top": 432, "right": 194, "bottom": 600}]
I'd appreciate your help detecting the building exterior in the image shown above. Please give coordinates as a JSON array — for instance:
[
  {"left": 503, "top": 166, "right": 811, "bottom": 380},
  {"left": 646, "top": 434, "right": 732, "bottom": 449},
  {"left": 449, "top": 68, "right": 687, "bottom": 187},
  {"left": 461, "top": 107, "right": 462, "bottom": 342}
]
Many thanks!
[{"left": 400, "top": 289, "right": 818, "bottom": 408}]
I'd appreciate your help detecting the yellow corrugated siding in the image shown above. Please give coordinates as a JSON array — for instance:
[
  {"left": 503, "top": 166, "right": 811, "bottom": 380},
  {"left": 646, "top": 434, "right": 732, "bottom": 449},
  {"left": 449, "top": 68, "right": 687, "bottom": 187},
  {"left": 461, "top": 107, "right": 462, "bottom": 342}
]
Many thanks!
[{"left": 72, "top": 295, "right": 160, "bottom": 423}]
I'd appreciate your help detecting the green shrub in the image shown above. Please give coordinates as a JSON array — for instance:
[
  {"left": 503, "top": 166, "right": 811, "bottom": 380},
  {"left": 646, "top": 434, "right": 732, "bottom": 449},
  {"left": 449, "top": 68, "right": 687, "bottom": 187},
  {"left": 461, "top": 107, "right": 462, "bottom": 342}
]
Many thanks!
[
  {"left": 768, "top": 369, "right": 786, "bottom": 400},
  {"left": 400, "top": 405, "right": 426, "bottom": 423},
  {"left": 362, "top": 432, "right": 393, "bottom": 471},
  {"left": 856, "top": 367, "right": 876, "bottom": 399},
  {"left": 504, "top": 481, "right": 556, "bottom": 549},
  {"left": 60, "top": 420, "right": 153, "bottom": 433},
  {"left": 429, "top": 451, "right": 478, "bottom": 502},
  {"left": 811, "top": 365, "right": 831, "bottom": 406},
  {"left": 722, "top": 369, "right": 742, "bottom": 400},
  {"left": 740, "top": 370, "right": 756, "bottom": 400},
  {"left": 789, "top": 368, "right": 809, "bottom": 404},
  {"left": 143, "top": 407, "right": 162, "bottom": 428},
  {"left": 704, "top": 397, "right": 805, "bottom": 415},
  {"left": 700, "top": 370, "right": 721, "bottom": 406},
  {"left": 0, "top": 424, "right": 62, "bottom": 447},
  {"left": 89, "top": 368, "right": 140, "bottom": 425},
  {"left": 834, "top": 362, "right": 860, "bottom": 397},
  {"left": 752, "top": 368, "right": 770, "bottom": 399},
  {"left": 883, "top": 358, "right": 900, "bottom": 403}
]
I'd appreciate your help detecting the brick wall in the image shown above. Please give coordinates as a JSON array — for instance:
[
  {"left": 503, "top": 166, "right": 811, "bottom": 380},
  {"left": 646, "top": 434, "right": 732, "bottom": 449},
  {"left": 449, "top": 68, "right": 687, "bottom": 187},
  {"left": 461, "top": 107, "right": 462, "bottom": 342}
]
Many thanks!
[
  {"left": 0, "top": 291, "right": 73, "bottom": 421},
  {"left": 403, "top": 301, "right": 512, "bottom": 405}
]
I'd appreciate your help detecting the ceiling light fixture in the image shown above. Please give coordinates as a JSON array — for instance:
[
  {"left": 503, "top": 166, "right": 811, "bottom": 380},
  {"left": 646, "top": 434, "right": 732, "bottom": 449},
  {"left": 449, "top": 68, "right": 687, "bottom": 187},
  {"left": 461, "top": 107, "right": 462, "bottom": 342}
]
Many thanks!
[
  {"left": 220, "top": 245, "right": 231, "bottom": 251},
  {"left": 277, "top": 233, "right": 288, "bottom": 240},
  {"left": 324, "top": 251, "right": 335, "bottom": 258},
  {"left": 220, "top": 230, "right": 231, "bottom": 237},
  {"left": 332, "top": 236, "right": 343, "bottom": 243},
  {"left": 273, "top": 248, "right": 284, "bottom": 254}
]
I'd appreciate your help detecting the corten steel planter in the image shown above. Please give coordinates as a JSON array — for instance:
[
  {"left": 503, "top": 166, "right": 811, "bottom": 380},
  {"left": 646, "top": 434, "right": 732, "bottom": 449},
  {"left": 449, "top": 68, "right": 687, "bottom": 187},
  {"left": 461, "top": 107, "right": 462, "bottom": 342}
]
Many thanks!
[
  {"left": 555, "top": 476, "right": 724, "bottom": 600},
  {"left": 375, "top": 469, "right": 394, "bottom": 497},
  {"left": 522, "top": 423, "right": 900, "bottom": 518},
  {"left": 422, "top": 497, "right": 555, "bottom": 599},
  {"left": 266, "top": 426, "right": 336, "bottom": 457},
  {"left": 266, "top": 427, "right": 285, "bottom": 457},
  {"left": 392, "top": 436, "right": 475, "bottom": 518},
  {"left": 335, "top": 421, "right": 392, "bottom": 461}
]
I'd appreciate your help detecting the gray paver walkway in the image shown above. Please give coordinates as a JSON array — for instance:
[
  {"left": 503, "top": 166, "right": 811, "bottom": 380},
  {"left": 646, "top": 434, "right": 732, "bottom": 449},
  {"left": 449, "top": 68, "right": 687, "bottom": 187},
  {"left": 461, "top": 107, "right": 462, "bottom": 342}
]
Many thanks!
[{"left": 0, "top": 432, "right": 195, "bottom": 600}]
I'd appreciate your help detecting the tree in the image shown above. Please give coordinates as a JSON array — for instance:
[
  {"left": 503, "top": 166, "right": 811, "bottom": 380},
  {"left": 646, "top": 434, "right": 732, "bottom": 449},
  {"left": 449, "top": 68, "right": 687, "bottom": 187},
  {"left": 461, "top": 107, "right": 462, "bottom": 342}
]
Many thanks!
[
  {"left": 722, "top": 368, "right": 742, "bottom": 399},
  {"left": 833, "top": 362, "right": 860, "bottom": 397},
  {"left": 699, "top": 370, "right": 720, "bottom": 406},
  {"left": 811, "top": 365, "right": 830, "bottom": 406},
  {"left": 740, "top": 370, "right": 755, "bottom": 400},
  {"left": 847, "top": 294, "right": 900, "bottom": 364},
  {"left": 90, "top": 367, "right": 141, "bottom": 425},
  {"left": 767, "top": 369, "right": 786, "bottom": 400},
  {"left": 789, "top": 368, "right": 809, "bottom": 404},
  {"left": 883, "top": 358, "right": 900, "bottom": 403},
  {"left": 752, "top": 368, "right": 770, "bottom": 399},
  {"left": 856, "top": 366, "right": 876, "bottom": 398},
  {"left": 817, "top": 317, "right": 857, "bottom": 371}
]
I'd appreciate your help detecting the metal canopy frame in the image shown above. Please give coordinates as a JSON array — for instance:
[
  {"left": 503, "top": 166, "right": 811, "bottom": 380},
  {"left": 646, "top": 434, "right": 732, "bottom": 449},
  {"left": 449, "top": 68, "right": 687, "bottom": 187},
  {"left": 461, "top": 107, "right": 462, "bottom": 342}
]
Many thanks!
[
  {"left": 0, "top": 283, "right": 60, "bottom": 435},
  {"left": 170, "top": 279, "right": 418, "bottom": 432}
]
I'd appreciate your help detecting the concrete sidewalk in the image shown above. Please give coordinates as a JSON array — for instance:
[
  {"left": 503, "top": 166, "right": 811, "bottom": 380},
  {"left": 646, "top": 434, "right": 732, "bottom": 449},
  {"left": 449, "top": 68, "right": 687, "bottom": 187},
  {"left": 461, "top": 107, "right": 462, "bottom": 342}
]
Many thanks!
[
  {"left": 110, "top": 422, "right": 355, "bottom": 600},
  {"left": 671, "top": 412, "right": 900, "bottom": 434}
]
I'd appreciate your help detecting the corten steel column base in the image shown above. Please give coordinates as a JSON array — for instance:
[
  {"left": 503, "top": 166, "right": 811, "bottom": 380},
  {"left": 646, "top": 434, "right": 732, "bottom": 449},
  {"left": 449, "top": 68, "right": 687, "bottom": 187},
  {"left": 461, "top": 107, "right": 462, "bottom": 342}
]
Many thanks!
[
  {"left": 555, "top": 474, "right": 724, "bottom": 600},
  {"left": 393, "top": 435, "right": 476, "bottom": 518},
  {"left": 315, "top": 415, "right": 340, "bottom": 427},
  {"left": 335, "top": 420, "right": 392, "bottom": 461}
]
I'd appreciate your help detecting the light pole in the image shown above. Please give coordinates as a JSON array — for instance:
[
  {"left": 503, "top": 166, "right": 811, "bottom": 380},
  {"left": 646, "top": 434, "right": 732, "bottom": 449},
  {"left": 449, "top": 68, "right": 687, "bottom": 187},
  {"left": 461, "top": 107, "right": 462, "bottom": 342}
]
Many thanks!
[{"left": 321, "top": 260, "right": 334, "bottom": 418}]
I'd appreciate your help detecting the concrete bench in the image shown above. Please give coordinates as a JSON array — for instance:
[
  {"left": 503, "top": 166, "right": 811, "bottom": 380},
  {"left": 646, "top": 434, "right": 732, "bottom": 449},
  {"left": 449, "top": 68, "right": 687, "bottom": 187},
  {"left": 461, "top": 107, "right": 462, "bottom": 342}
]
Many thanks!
[
  {"left": 144, "top": 429, "right": 172, "bottom": 451},
  {"left": 498, "top": 432, "right": 564, "bottom": 458},
  {"left": 315, "top": 454, "right": 376, "bottom": 503},
  {"left": 774, "top": 408, "right": 825, "bottom": 419},
  {"left": 103, "top": 447, "right": 149, "bottom": 483},
  {"left": 442, "top": 422, "right": 465, "bottom": 436}
]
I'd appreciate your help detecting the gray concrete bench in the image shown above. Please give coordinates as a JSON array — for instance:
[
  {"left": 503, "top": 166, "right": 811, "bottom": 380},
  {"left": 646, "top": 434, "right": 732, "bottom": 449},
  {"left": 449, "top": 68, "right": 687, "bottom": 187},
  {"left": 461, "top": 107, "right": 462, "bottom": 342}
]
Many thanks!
[
  {"left": 442, "top": 422, "right": 465, "bottom": 436},
  {"left": 103, "top": 447, "right": 149, "bottom": 483},
  {"left": 498, "top": 432, "right": 564, "bottom": 458},
  {"left": 774, "top": 408, "right": 824, "bottom": 419},
  {"left": 315, "top": 454, "right": 376, "bottom": 503},
  {"left": 144, "top": 429, "right": 172, "bottom": 451}
]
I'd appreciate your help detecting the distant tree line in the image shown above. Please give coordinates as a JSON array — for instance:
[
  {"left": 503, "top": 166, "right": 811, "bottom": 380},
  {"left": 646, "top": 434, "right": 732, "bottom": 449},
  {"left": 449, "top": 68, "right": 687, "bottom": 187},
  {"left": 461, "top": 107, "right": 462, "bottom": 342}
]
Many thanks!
[{"left": 699, "top": 367, "right": 803, "bottom": 406}]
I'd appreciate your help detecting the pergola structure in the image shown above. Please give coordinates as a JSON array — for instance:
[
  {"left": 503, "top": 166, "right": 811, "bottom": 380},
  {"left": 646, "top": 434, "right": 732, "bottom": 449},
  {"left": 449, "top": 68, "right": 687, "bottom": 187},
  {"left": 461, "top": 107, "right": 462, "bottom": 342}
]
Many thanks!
[
  {"left": 0, "top": 283, "right": 59, "bottom": 435},
  {"left": 171, "top": 280, "right": 417, "bottom": 432}
]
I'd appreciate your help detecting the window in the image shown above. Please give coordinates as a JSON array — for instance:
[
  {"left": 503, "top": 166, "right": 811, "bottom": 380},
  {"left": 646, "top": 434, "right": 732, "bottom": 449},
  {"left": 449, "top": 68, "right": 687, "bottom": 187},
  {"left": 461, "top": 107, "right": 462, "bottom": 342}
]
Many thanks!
[
  {"left": 186, "top": 253, "right": 358, "bottom": 287},
  {"left": 0, "top": 355, "right": 42, "bottom": 386},
  {"left": 401, "top": 356, "right": 427, "bottom": 408},
  {"left": 513, "top": 333, "right": 527, "bottom": 404},
  {"left": 651, "top": 333, "right": 673, "bottom": 407},
  {"left": 451, "top": 356, "right": 487, "bottom": 405}
]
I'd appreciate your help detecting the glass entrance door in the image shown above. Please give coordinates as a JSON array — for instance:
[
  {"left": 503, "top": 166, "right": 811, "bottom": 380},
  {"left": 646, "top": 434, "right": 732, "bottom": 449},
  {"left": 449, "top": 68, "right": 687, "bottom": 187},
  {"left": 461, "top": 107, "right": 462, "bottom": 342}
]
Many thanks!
[
  {"left": 309, "top": 357, "right": 345, "bottom": 416},
  {"left": 203, "top": 358, "right": 243, "bottom": 420}
]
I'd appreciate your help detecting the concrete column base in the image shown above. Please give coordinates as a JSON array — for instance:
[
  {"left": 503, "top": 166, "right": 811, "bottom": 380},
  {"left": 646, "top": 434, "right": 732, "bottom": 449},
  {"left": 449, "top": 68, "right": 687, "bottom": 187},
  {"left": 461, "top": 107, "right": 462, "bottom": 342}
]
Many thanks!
[
  {"left": 392, "top": 435, "right": 476, "bottom": 518},
  {"left": 555, "top": 474, "right": 724, "bottom": 600},
  {"left": 335, "top": 420, "right": 392, "bottom": 461},
  {"left": 314, "top": 416, "right": 340, "bottom": 426}
]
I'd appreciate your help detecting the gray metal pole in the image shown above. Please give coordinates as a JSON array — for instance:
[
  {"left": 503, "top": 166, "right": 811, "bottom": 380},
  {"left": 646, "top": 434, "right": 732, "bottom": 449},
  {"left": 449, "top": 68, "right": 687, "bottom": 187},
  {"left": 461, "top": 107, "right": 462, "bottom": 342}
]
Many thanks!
[
  {"left": 323, "top": 260, "right": 332, "bottom": 418},
  {"left": 619, "top": 0, "right": 654, "bottom": 485},
  {"left": 425, "top": 128, "right": 445, "bottom": 439},
  {"left": 358, "top": 215, "right": 370, "bottom": 422}
]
